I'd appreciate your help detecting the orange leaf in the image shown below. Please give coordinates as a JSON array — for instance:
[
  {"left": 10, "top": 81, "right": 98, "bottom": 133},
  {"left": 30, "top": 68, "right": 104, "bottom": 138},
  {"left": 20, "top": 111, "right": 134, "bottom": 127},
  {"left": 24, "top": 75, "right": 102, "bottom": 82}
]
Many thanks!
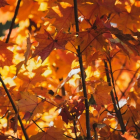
[
  {"left": 32, "top": 30, "right": 73, "bottom": 62},
  {"left": 29, "top": 126, "right": 67, "bottom": 140},
  {"left": 17, "top": 92, "right": 43, "bottom": 121},
  {"left": 121, "top": 132, "right": 137, "bottom": 140},
  {"left": 46, "top": 2, "right": 74, "bottom": 31},
  {"left": 0, "top": 40, "right": 13, "bottom": 67},
  {"left": 94, "top": 84, "right": 113, "bottom": 105},
  {"left": 17, "top": 92, "right": 38, "bottom": 112}
]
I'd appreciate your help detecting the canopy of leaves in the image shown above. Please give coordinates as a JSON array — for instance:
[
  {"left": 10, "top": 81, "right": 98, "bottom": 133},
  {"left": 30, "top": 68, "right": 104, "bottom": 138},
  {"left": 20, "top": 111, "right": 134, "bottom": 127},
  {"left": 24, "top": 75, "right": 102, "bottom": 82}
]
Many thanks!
[{"left": 0, "top": 0, "right": 140, "bottom": 140}]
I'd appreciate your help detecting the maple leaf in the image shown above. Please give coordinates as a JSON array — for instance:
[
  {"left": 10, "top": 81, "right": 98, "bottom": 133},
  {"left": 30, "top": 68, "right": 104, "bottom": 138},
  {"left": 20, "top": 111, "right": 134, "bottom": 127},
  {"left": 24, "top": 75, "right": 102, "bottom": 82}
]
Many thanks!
[
  {"left": 15, "top": 70, "right": 47, "bottom": 91},
  {"left": 0, "top": 0, "right": 9, "bottom": 8},
  {"left": 59, "top": 105, "right": 73, "bottom": 124},
  {"left": 73, "top": 27, "right": 108, "bottom": 55},
  {"left": 46, "top": 2, "right": 74, "bottom": 31},
  {"left": 94, "top": 84, "right": 112, "bottom": 105},
  {"left": 30, "top": 126, "right": 67, "bottom": 140},
  {"left": 32, "top": 30, "right": 73, "bottom": 62},
  {"left": 70, "top": 101, "right": 85, "bottom": 118},
  {"left": 109, "top": 27, "right": 140, "bottom": 56},
  {"left": 17, "top": 92, "right": 38, "bottom": 112},
  {"left": 111, "top": 5, "right": 140, "bottom": 33},
  {"left": 16, "top": 0, "right": 45, "bottom": 22},
  {"left": 17, "top": 92, "right": 43, "bottom": 121}
]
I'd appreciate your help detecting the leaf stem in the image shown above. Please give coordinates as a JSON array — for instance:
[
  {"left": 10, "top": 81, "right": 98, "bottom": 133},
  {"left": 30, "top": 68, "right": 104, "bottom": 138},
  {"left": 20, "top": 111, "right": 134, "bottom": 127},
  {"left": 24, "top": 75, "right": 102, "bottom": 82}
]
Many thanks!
[
  {"left": 5, "top": 0, "right": 21, "bottom": 43},
  {"left": 73, "top": 0, "right": 91, "bottom": 139},
  {"left": 0, "top": 76, "right": 29, "bottom": 140}
]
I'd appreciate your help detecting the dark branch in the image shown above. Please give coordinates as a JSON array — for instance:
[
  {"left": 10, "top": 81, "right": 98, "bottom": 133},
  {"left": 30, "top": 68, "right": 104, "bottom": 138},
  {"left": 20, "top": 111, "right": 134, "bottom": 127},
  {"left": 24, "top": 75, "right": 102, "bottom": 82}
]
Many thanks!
[
  {"left": 73, "top": 0, "right": 91, "bottom": 139},
  {"left": 0, "top": 76, "right": 29, "bottom": 140},
  {"left": 32, "top": 119, "right": 45, "bottom": 132},
  {"left": 5, "top": 0, "right": 21, "bottom": 43},
  {"left": 104, "top": 60, "right": 126, "bottom": 134}
]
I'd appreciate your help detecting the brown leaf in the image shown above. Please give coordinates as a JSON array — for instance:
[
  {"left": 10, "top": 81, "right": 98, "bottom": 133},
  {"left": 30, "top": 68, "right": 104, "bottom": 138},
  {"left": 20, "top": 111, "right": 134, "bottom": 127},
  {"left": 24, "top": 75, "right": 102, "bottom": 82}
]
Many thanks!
[{"left": 10, "top": 113, "right": 18, "bottom": 133}]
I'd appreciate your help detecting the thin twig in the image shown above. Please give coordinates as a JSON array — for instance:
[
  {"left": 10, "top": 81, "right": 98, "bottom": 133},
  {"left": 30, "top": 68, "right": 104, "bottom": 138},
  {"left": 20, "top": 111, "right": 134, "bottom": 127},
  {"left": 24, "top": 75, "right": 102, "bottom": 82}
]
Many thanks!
[
  {"left": 32, "top": 119, "right": 45, "bottom": 132},
  {"left": 104, "top": 60, "right": 126, "bottom": 134},
  {"left": 37, "top": 96, "right": 57, "bottom": 107},
  {"left": 5, "top": 0, "right": 21, "bottom": 43},
  {"left": 25, "top": 116, "right": 42, "bottom": 130},
  {"left": 63, "top": 134, "right": 75, "bottom": 139},
  {"left": 77, "top": 9, "right": 92, "bottom": 26},
  {"left": 77, "top": 119, "right": 85, "bottom": 137},
  {"left": 113, "top": 69, "right": 136, "bottom": 75},
  {"left": 73, "top": 116, "right": 78, "bottom": 140},
  {"left": 32, "top": 119, "right": 75, "bottom": 139},
  {"left": 0, "top": 76, "right": 29, "bottom": 140},
  {"left": 121, "top": 67, "right": 140, "bottom": 98},
  {"left": 0, "top": 110, "right": 9, "bottom": 119},
  {"left": 107, "top": 57, "right": 126, "bottom": 133},
  {"left": 65, "top": 48, "right": 77, "bottom": 55},
  {"left": 73, "top": 0, "right": 91, "bottom": 139},
  {"left": 80, "top": 31, "right": 106, "bottom": 54}
]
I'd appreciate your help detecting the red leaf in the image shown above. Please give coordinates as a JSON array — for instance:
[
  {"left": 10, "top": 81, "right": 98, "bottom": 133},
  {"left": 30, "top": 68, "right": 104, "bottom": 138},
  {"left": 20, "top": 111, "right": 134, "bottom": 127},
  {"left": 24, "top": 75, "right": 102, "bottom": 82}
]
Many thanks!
[
  {"left": 0, "top": 0, "right": 9, "bottom": 8},
  {"left": 59, "top": 105, "right": 73, "bottom": 124},
  {"left": 70, "top": 101, "right": 85, "bottom": 118},
  {"left": 32, "top": 30, "right": 73, "bottom": 62}
]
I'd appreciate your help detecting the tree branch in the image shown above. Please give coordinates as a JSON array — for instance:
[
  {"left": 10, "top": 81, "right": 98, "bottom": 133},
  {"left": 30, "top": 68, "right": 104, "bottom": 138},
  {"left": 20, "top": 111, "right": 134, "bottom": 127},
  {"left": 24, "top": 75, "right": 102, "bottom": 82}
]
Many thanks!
[
  {"left": 0, "top": 76, "right": 29, "bottom": 140},
  {"left": 5, "top": 0, "right": 21, "bottom": 43},
  {"left": 104, "top": 60, "right": 126, "bottom": 134},
  {"left": 73, "top": 0, "right": 91, "bottom": 139}
]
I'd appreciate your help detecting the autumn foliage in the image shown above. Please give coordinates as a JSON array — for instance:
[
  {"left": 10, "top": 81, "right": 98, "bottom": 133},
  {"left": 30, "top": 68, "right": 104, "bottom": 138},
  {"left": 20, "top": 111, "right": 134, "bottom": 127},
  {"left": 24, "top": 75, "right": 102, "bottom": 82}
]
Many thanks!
[{"left": 1, "top": 0, "right": 140, "bottom": 140}]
